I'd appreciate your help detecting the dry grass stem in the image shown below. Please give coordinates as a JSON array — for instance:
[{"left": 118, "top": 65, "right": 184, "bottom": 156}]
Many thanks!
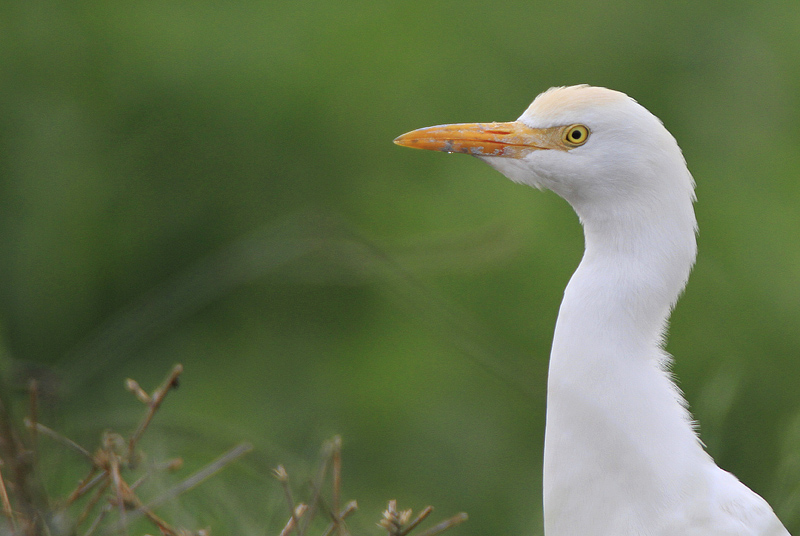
[
  {"left": 28, "top": 380, "right": 39, "bottom": 461},
  {"left": 106, "top": 439, "right": 129, "bottom": 533},
  {"left": 413, "top": 513, "right": 468, "bottom": 536},
  {"left": 331, "top": 436, "right": 341, "bottom": 524},
  {"left": 1, "top": 364, "right": 251, "bottom": 536},
  {"left": 319, "top": 501, "right": 358, "bottom": 536},
  {"left": 26, "top": 421, "right": 93, "bottom": 462},
  {"left": 273, "top": 465, "right": 301, "bottom": 536},
  {"left": 299, "top": 443, "right": 333, "bottom": 536},
  {"left": 3, "top": 363, "right": 468, "bottom": 536},
  {"left": 0, "top": 462, "right": 17, "bottom": 534},
  {"left": 398, "top": 506, "right": 433, "bottom": 536},
  {"left": 84, "top": 503, "right": 110, "bottom": 536},
  {"left": 136, "top": 442, "right": 253, "bottom": 513},
  {"left": 129, "top": 458, "right": 183, "bottom": 492},
  {"left": 124, "top": 379, "right": 151, "bottom": 405},
  {"left": 126, "top": 364, "right": 183, "bottom": 461},
  {"left": 274, "top": 440, "right": 466, "bottom": 536},
  {"left": 74, "top": 479, "right": 110, "bottom": 527},
  {"left": 278, "top": 504, "right": 308, "bottom": 536},
  {"left": 67, "top": 470, "right": 100, "bottom": 504}
]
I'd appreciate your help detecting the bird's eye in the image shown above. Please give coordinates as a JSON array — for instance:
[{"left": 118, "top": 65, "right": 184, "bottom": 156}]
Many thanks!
[{"left": 562, "top": 125, "right": 589, "bottom": 147}]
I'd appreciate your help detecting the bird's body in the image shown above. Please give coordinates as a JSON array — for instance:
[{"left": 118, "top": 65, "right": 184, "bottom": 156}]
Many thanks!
[{"left": 395, "top": 86, "right": 790, "bottom": 536}]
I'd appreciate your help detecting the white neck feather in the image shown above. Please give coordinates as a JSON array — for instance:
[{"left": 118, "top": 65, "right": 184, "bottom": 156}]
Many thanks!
[{"left": 543, "top": 178, "right": 709, "bottom": 534}]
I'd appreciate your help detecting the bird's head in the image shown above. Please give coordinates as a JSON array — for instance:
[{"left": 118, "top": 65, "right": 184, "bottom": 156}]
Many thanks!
[{"left": 394, "top": 85, "right": 695, "bottom": 224}]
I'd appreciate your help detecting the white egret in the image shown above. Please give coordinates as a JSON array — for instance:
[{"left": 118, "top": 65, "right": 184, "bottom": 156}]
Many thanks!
[{"left": 394, "top": 85, "right": 790, "bottom": 536}]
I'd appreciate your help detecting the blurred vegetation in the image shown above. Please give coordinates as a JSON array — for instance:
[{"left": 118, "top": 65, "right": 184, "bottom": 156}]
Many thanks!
[{"left": 1, "top": 0, "right": 800, "bottom": 534}]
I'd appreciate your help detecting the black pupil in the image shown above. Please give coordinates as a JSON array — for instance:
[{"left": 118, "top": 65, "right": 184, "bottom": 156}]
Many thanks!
[{"left": 571, "top": 130, "right": 582, "bottom": 140}]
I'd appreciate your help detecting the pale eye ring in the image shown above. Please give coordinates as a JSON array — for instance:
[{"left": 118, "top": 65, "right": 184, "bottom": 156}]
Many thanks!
[{"left": 563, "top": 124, "right": 590, "bottom": 146}]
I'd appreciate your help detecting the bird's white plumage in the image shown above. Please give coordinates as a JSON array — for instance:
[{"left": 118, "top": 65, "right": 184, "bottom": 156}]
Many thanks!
[
  {"left": 477, "top": 86, "right": 789, "bottom": 536},
  {"left": 393, "top": 85, "right": 791, "bottom": 535}
]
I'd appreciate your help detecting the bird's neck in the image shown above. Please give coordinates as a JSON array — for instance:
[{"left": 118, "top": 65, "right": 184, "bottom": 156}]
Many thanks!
[{"left": 543, "top": 199, "right": 709, "bottom": 534}]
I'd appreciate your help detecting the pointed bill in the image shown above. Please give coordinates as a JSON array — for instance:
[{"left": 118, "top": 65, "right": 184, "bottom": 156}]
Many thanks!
[{"left": 394, "top": 121, "right": 564, "bottom": 158}]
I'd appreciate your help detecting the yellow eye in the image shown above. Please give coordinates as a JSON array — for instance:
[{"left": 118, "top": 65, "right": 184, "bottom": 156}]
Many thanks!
[{"left": 563, "top": 124, "right": 589, "bottom": 147}]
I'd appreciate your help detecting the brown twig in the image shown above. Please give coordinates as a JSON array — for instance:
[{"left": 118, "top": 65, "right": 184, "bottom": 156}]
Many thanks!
[
  {"left": 0, "top": 461, "right": 17, "bottom": 535},
  {"left": 0, "top": 395, "right": 38, "bottom": 528},
  {"left": 398, "top": 506, "right": 434, "bottom": 536},
  {"left": 124, "top": 379, "right": 151, "bottom": 405},
  {"left": 274, "top": 465, "right": 301, "bottom": 535},
  {"left": 130, "top": 458, "right": 183, "bottom": 491},
  {"left": 83, "top": 502, "right": 111, "bottom": 536},
  {"left": 300, "top": 438, "right": 335, "bottom": 536},
  {"left": 28, "top": 380, "right": 38, "bottom": 463},
  {"left": 127, "top": 364, "right": 183, "bottom": 462},
  {"left": 278, "top": 503, "right": 308, "bottom": 536},
  {"left": 134, "top": 442, "right": 252, "bottom": 515},
  {"left": 74, "top": 478, "right": 109, "bottom": 527},
  {"left": 118, "top": 488, "right": 178, "bottom": 536},
  {"left": 106, "top": 436, "right": 128, "bottom": 534},
  {"left": 26, "top": 421, "right": 93, "bottom": 462},
  {"left": 6, "top": 364, "right": 252, "bottom": 536},
  {"left": 413, "top": 513, "right": 468, "bottom": 536},
  {"left": 67, "top": 469, "right": 104, "bottom": 505},
  {"left": 331, "top": 435, "right": 341, "bottom": 526},
  {"left": 320, "top": 501, "right": 358, "bottom": 536}
]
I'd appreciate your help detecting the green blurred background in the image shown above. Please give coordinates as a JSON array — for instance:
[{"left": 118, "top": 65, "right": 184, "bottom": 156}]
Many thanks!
[{"left": 2, "top": 1, "right": 800, "bottom": 534}]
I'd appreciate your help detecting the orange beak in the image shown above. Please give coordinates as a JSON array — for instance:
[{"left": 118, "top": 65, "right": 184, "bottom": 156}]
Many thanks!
[{"left": 394, "top": 121, "right": 562, "bottom": 159}]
